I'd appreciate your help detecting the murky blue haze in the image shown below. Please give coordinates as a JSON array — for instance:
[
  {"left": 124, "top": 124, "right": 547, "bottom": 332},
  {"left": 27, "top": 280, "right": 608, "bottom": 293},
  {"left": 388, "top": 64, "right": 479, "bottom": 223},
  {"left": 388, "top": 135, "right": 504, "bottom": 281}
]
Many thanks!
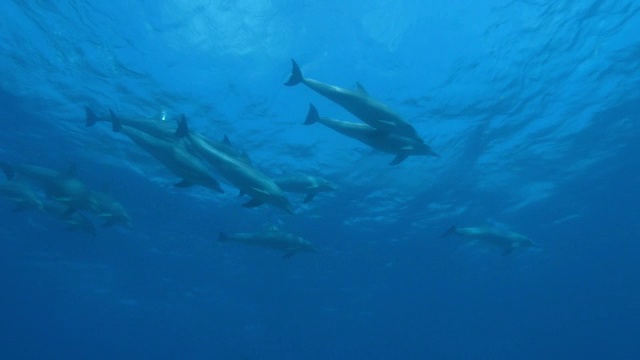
[{"left": 0, "top": 1, "right": 639, "bottom": 359}]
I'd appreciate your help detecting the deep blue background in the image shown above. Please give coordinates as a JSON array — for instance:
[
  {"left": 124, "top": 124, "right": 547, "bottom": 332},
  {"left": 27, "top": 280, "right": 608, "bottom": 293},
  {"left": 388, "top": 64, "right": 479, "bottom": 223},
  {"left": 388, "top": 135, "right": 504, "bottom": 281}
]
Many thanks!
[{"left": 1, "top": 1, "right": 639, "bottom": 359}]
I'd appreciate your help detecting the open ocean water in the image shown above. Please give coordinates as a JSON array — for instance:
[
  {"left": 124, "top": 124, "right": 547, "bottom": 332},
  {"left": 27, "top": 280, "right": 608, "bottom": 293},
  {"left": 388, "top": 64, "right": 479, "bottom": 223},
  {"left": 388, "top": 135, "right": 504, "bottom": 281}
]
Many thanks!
[{"left": 0, "top": 1, "right": 639, "bottom": 359}]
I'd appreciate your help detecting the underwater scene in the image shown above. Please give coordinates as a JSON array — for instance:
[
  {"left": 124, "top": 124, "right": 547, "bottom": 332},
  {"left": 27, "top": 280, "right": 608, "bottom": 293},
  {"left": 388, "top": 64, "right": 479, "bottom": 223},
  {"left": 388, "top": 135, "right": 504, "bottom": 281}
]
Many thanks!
[{"left": 0, "top": 1, "right": 639, "bottom": 359}]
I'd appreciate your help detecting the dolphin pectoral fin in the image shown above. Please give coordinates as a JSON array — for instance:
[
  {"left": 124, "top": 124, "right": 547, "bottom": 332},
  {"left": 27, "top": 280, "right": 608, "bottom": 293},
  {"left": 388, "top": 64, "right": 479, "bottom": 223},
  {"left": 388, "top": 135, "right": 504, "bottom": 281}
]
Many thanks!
[
  {"left": 85, "top": 107, "right": 98, "bottom": 127},
  {"left": 303, "top": 193, "right": 316, "bottom": 203},
  {"left": 237, "top": 190, "right": 245, "bottom": 197},
  {"left": 284, "top": 59, "right": 303, "bottom": 86},
  {"left": 242, "top": 198, "right": 264, "bottom": 208},
  {"left": 389, "top": 153, "right": 409, "bottom": 165},
  {"left": 283, "top": 248, "right": 298, "bottom": 259},
  {"left": 304, "top": 104, "right": 320, "bottom": 125},
  {"left": 0, "top": 161, "right": 15, "bottom": 180},
  {"left": 174, "top": 179, "right": 194, "bottom": 188}
]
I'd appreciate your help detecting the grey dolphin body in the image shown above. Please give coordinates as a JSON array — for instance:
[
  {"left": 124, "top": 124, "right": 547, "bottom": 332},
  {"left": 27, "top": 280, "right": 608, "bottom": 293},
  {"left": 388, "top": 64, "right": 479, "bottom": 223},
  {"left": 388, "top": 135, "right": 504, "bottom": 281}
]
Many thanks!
[
  {"left": 304, "top": 104, "right": 438, "bottom": 165},
  {"left": 41, "top": 201, "right": 96, "bottom": 235},
  {"left": 0, "top": 162, "right": 96, "bottom": 212},
  {"left": 89, "top": 190, "right": 132, "bottom": 228},
  {"left": 111, "top": 111, "right": 224, "bottom": 193},
  {"left": 0, "top": 181, "right": 44, "bottom": 211},
  {"left": 86, "top": 107, "right": 176, "bottom": 142},
  {"left": 219, "top": 226, "right": 315, "bottom": 258},
  {"left": 441, "top": 225, "right": 540, "bottom": 256},
  {"left": 176, "top": 117, "right": 293, "bottom": 214},
  {"left": 274, "top": 174, "right": 336, "bottom": 203},
  {"left": 87, "top": 107, "right": 251, "bottom": 165},
  {"left": 285, "top": 59, "right": 423, "bottom": 143}
]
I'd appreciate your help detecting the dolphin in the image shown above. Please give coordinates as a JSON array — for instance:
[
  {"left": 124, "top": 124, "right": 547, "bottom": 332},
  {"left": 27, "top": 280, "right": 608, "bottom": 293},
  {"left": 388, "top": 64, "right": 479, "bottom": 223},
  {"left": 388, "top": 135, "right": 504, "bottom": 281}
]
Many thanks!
[
  {"left": 110, "top": 110, "right": 224, "bottom": 193},
  {"left": 89, "top": 189, "right": 132, "bottom": 228},
  {"left": 285, "top": 59, "right": 423, "bottom": 143},
  {"left": 41, "top": 201, "right": 96, "bottom": 235},
  {"left": 0, "top": 181, "right": 44, "bottom": 212},
  {"left": 86, "top": 107, "right": 177, "bottom": 142},
  {"left": 274, "top": 174, "right": 337, "bottom": 203},
  {"left": 0, "top": 162, "right": 97, "bottom": 213},
  {"left": 176, "top": 116, "right": 294, "bottom": 214},
  {"left": 87, "top": 107, "right": 252, "bottom": 166},
  {"left": 304, "top": 104, "right": 438, "bottom": 165},
  {"left": 218, "top": 226, "right": 316, "bottom": 258},
  {"left": 441, "top": 225, "right": 540, "bottom": 256}
]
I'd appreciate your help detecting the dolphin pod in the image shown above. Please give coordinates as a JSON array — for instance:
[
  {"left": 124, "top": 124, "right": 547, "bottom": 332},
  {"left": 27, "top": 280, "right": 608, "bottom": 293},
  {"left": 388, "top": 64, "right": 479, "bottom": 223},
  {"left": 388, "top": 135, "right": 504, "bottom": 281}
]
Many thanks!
[
  {"left": 0, "top": 162, "right": 130, "bottom": 234},
  {"left": 175, "top": 116, "right": 294, "bottom": 215},
  {"left": 110, "top": 109, "right": 225, "bottom": 193},
  {"left": 441, "top": 225, "right": 540, "bottom": 256},
  {"left": 285, "top": 59, "right": 425, "bottom": 144}
]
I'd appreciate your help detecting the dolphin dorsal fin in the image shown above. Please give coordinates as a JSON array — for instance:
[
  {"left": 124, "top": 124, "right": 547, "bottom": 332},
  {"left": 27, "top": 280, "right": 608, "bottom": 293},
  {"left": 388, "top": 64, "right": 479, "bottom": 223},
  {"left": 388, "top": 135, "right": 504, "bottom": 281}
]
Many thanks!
[
  {"left": 175, "top": 115, "right": 190, "bottom": 138},
  {"left": 222, "top": 134, "right": 232, "bottom": 147},
  {"left": 355, "top": 82, "right": 369, "bottom": 96}
]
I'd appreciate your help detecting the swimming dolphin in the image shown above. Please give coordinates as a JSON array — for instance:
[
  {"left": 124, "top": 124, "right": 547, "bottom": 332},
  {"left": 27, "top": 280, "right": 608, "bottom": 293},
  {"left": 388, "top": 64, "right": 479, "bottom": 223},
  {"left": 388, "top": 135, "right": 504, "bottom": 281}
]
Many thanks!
[
  {"left": 274, "top": 174, "right": 337, "bottom": 203},
  {"left": 41, "top": 201, "right": 96, "bottom": 235},
  {"left": 87, "top": 107, "right": 252, "bottom": 165},
  {"left": 110, "top": 110, "right": 224, "bottom": 193},
  {"left": 285, "top": 59, "right": 423, "bottom": 143},
  {"left": 441, "top": 225, "right": 540, "bottom": 256},
  {"left": 89, "top": 189, "right": 132, "bottom": 228},
  {"left": 86, "top": 107, "right": 177, "bottom": 142},
  {"left": 218, "top": 226, "right": 315, "bottom": 258},
  {"left": 0, "top": 162, "right": 97, "bottom": 213},
  {"left": 0, "top": 181, "right": 44, "bottom": 212},
  {"left": 175, "top": 116, "right": 294, "bottom": 214},
  {"left": 304, "top": 104, "right": 438, "bottom": 165}
]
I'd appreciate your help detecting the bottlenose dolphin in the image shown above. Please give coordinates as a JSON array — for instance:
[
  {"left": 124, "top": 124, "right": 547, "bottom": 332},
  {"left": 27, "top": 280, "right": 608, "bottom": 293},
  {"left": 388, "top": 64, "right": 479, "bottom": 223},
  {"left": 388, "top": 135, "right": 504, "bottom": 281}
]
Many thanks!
[
  {"left": 441, "top": 225, "right": 540, "bottom": 256},
  {"left": 274, "top": 174, "right": 337, "bottom": 203},
  {"left": 0, "top": 162, "right": 97, "bottom": 213},
  {"left": 110, "top": 110, "right": 224, "bottom": 193},
  {"left": 176, "top": 116, "right": 294, "bottom": 214},
  {"left": 86, "top": 107, "right": 176, "bottom": 142},
  {"left": 285, "top": 59, "right": 423, "bottom": 143},
  {"left": 219, "top": 226, "right": 315, "bottom": 258},
  {"left": 89, "top": 189, "right": 132, "bottom": 228},
  {"left": 41, "top": 201, "right": 96, "bottom": 235},
  {"left": 304, "top": 104, "right": 438, "bottom": 165},
  {"left": 87, "top": 107, "right": 252, "bottom": 165},
  {"left": 0, "top": 181, "right": 44, "bottom": 211}
]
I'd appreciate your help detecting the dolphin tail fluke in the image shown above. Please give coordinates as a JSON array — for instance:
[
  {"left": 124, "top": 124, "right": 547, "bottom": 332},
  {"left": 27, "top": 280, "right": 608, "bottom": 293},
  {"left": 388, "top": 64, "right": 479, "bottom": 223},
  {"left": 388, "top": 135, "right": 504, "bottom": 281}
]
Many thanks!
[
  {"left": 0, "top": 161, "right": 15, "bottom": 180},
  {"left": 304, "top": 104, "right": 320, "bottom": 125},
  {"left": 284, "top": 59, "right": 303, "bottom": 86},
  {"left": 175, "top": 115, "right": 189, "bottom": 138},
  {"left": 85, "top": 107, "right": 98, "bottom": 127},
  {"left": 440, "top": 225, "right": 457, "bottom": 238},
  {"left": 109, "top": 109, "right": 122, "bottom": 132},
  {"left": 218, "top": 232, "right": 229, "bottom": 242}
]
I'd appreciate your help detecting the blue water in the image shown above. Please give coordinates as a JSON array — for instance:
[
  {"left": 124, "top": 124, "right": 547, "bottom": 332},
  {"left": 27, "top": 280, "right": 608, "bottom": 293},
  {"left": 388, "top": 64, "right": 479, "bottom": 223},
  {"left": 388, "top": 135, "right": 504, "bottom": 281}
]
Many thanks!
[{"left": 1, "top": 1, "right": 639, "bottom": 359}]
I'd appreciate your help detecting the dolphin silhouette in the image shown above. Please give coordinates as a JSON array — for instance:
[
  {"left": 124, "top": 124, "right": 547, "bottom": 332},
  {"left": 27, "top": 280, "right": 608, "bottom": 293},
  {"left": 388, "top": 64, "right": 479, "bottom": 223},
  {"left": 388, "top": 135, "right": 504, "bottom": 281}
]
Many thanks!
[
  {"left": 175, "top": 116, "right": 293, "bottom": 214},
  {"left": 285, "top": 59, "right": 423, "bottom": 143},
  {"left": 219, "top": 226, "right": 315, "bottom": 258},
  {"left": 441, "top": 225, "right": 540, "bottom": 256},
  {"left": 304, "top": 104, "right": 437, "bottom": 165}
]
